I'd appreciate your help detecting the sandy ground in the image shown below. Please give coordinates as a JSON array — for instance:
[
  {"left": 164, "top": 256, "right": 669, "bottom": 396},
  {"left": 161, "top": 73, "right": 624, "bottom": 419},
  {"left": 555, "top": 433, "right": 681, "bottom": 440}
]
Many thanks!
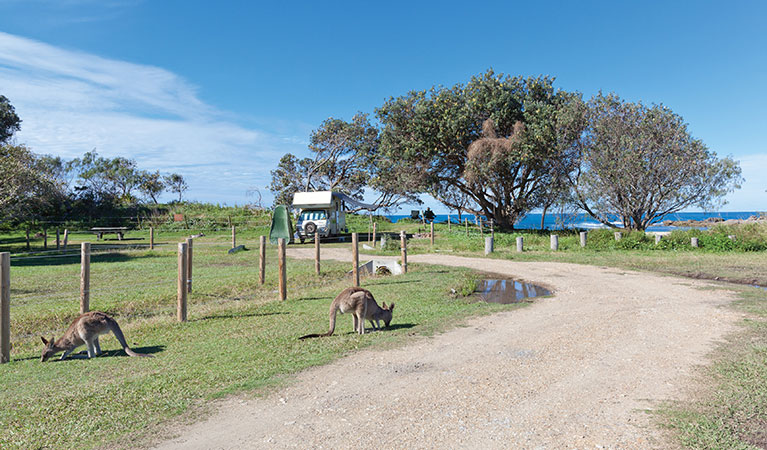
[{"left": 153, "top": 249, "right": 741, "bottom": 449}]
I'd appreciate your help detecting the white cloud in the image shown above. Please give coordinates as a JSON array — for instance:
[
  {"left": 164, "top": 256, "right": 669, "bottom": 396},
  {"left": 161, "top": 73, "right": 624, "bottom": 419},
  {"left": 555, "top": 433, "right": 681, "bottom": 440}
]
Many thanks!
[{"left": 0, "top": 31, "right": 304, "bottom": 205}]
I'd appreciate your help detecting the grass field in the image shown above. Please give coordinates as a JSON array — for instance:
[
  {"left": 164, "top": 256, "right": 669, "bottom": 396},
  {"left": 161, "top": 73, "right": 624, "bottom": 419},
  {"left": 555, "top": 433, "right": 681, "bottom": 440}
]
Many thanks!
[{"left": 0, "top": 229, "right": 517, "bottom": 449}]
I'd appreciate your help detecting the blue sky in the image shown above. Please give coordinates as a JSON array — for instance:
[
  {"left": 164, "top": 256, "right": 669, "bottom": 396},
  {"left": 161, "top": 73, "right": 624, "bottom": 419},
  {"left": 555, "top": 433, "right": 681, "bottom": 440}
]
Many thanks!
[{"left": 0, "top": 0, "right": 765, "bottom": 211}]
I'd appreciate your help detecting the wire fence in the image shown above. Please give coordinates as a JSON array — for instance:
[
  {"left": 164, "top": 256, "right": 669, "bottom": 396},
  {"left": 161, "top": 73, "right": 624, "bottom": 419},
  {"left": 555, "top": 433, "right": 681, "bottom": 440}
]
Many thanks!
[{"left": 0, "top": 232, "right": 385, "bottom": 362}]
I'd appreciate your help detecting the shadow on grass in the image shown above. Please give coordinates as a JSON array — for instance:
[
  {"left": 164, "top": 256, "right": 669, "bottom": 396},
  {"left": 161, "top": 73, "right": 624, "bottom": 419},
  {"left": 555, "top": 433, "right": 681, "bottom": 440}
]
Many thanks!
[
  {"left": 366, "top": 279, "right": 422, "bottom": 286},
  {"left": 190, "top": 311, "right": 288, "bottom": 322},
  {"left": 384, "top": 323, "right": 416, "bottom": 331},
  {"left": 9, "top": 249, "right": 158, "bottom": 267},
  {"left": 14, "top": 344, "right": 166, "bottom": 362}
]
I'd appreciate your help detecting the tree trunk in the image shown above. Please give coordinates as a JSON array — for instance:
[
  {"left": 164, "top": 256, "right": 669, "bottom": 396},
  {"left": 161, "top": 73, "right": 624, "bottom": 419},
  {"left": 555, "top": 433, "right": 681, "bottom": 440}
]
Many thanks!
[{"left": 540, "top": 205, "right": 548, "bottom": 230}]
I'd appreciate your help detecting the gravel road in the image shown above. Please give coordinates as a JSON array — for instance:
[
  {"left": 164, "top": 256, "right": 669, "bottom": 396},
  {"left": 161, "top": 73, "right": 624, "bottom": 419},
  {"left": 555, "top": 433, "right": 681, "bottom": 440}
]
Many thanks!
[{"left": 153, "top": 249, "right": 740, "bottom": 449}]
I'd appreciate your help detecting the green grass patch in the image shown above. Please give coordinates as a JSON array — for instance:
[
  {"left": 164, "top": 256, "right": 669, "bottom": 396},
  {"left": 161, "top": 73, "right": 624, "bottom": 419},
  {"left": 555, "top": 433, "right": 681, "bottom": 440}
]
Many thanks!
[{"left": 658, "top": 286, "right": 767, "bottom": 449}]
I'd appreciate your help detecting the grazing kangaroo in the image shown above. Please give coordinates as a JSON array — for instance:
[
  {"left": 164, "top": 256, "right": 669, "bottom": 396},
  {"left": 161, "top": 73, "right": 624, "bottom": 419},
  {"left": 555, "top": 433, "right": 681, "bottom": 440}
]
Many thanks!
[
  {"left": 40, "top": 311, "right": 153, "bottom": 361},
  {"left": 299, "top": 287, "right": 394, "bottom": 340}
]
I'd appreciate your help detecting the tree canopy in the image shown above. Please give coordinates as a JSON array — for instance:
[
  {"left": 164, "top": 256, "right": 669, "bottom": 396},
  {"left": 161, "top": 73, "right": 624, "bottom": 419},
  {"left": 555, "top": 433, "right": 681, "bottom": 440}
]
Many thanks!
[
  {"left": 569, "top": 93, "right": 743, "bottom": 230},
  {"left": 0, "top": 95, "right": 21, "bottom": 144},
  {"left": 269, "top": 113, "right": 419, "bottom": 211},
  {"left": 375, "top": 70, "right": 585, "bottom": 228}
]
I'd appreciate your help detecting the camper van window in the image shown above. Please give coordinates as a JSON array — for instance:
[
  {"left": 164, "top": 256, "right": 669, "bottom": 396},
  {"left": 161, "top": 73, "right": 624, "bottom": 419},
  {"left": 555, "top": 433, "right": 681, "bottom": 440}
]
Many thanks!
[{"left": 300, "top": 210, "right": 327, "bottom": 221}]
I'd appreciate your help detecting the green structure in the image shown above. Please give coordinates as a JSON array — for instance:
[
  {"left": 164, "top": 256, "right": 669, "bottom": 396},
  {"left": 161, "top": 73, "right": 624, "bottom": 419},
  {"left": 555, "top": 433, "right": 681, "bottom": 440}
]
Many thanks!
[{"left": 269, "top": 205, "right": 294, "bottom": 244}]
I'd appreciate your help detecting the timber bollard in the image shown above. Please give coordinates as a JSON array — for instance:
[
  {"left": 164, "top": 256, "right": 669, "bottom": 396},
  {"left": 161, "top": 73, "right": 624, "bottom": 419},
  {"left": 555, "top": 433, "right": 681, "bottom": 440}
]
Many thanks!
[
  {"left": 516, "top": 236, "right": 524, "bottom": 252},
  {"left": 1, "top": 252, "right": 10, "bottom": 363},
  {"left": 550, "top": 234, "right": 559, "bottom": 251},
  {"left": 614, "top": 232, "right": 622, "bottom": 241},
  {"left": 352, "top": 232, "right": 360, "bottom": 286},
  {"left": 259, "top": 235, "right": 266, "bottom": 284},
  {"left": 80, "top": 243, "right": 90, "bottom": 314},
  {"left": 315, "top": 231, "right": 320, "bottom": 275},
  {"left": 485, "top": 236, "right": 494, "bottom": 255},
  {"left": 63, "top": 229, "right": 69, "bottom": 251},
  {"left": 43, "top": 229, "right": 47, "bottom": 250},
  {"left": 372, "top": 223, "right": 377, "bottom": 247},
  {"left": 25, "top": 228, "right": 30, "bottom": 250},
  {"left": 278, "top": 238, "right": 286, "bottom": 300},
  {"left": 655, "top": 234, "right": 662, "bottom": 245},
  {"left": 430, "top": 222, "right": 435, "bottom": 246},
  {"left": 580, "top": 231, "right": 587, "bottom": 248},
  {"left": 231, "top": 226, "right": 236, "bottom": 249},
  {"left": 691, "top": 237, "right": 699, "bottom": 248},
  {"left": 400, "top": 231, "right": 407, "bottom": 274},
  {"left": 185, "top": 237, "right": 193, "bottom": 293},
  {"left": 150, "top": 227, "right": 154, "bottom": 250},
  {"left": 177, "top": 242, "right": 187, "bottom": 321},
  {"left": 56, "top": 229, "right": 60, "bottom": 250}
]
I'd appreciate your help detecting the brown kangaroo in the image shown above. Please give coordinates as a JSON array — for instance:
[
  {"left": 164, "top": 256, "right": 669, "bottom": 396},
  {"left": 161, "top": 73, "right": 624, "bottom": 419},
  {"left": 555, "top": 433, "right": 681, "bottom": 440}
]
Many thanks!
[
  {"left": 40, "top": 311, "right": 154, "bottom": 361},
  {"left": 299, "top": 287, "right": 394, "bottom": 339}
]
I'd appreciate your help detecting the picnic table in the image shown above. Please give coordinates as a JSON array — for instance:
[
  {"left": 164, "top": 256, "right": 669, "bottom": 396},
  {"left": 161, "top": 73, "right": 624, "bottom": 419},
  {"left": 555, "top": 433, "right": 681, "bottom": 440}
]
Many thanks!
[{"left": 90, "top": 227, "right": 128, "bottom": 240}]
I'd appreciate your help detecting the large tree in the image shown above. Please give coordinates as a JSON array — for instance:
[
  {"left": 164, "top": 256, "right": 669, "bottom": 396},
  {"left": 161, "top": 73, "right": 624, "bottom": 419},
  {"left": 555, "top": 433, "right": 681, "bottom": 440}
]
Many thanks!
[
  {"left": 269, "top": 114, "right": 419, "bottom": 210},
  {"left": 0, "top": 144, "right": 61, "bottom": 221},
  {"left": 375, "top": 70, "right": 585, "bottom": 228},
  {"left": 570, "top": 93, "right": 742, "bottom": 230},
  {"left": 0, "top": 95, "right": 21, "bottom": 144},
  {"left": 164, "top": 173, "right": 188, "bottom": 202}
]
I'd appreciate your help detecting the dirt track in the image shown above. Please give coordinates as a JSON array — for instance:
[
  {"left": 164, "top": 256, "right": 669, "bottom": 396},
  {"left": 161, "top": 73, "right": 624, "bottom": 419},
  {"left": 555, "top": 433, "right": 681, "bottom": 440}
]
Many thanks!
[{"left": 153, "top": 249, "right": 740, "bottom": 449}]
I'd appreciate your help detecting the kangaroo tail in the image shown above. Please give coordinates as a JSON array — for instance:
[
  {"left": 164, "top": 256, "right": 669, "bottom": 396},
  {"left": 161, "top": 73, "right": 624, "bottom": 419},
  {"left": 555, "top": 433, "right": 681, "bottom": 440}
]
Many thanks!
[
  {"left": 107, "top": 318, "right": 154, "bottom": 358},
  {"left": 298, "top": 304, "right": 338, "bottom": 340}
]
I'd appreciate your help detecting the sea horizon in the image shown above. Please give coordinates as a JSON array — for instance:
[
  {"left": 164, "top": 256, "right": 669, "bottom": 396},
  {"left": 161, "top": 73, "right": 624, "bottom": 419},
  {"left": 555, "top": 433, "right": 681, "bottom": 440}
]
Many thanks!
[{"left": 382, "top": 211, "right": 764, "bottom": 232}]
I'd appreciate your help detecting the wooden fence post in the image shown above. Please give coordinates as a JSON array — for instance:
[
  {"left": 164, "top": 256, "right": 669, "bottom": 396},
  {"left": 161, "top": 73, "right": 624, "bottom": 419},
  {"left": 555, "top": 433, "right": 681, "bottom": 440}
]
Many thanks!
[
  {"left": 485, "top": 236, "right": 493, "bottom": 255},
  {"left": 550, "top": 234, "right": 559, "bottom": 251},
  {"left": 655, "top": 234, "right": 662, "bottom": 245},
  {"left": 315, "top": 231, "right": 321, "bottom": 275},
  {"left": 259, "top": 235, "right": 266, "bottom": 285},
  {"left": 516, "top": 236, "right": 524, "bottom": 253},
  {"left": 1, "top": 252, "right": 10, "bottom": 363},
  {"left": 352, "top": 232, "right": 360, "bottom": 287},
  {"left": 63, "top": 229, "right": 69, "bottom": 251},
  {"left": 614, "top": 232, "right": 622, "bottom": 241},
  {"left": 43, "top": 229, "right": 48, "bottom": 250},
  {"left": 56, "top": 229, "right": 60, "bottom": 250},
  {"left": 691, "top": 237, "right": 699, "bottom": 248},
  {"left": 80, "top": 243, "right": 90, "bottom": 314},
  {"left": 278, "top": 238, "right": 286, "bottom": 300},
  {"left": 580, "top": 231, "right": 587, "bottom": 248},
  {"left": 232, "top": 226, "right": 236, "bottom": 249},
  {"left": 177, "top": 242, "right": 187, "bottom": 321},
  {"left": 430, "top": 222, "right": 435, "bottom": 246},
  {"left": 25, "top": 228, "right": 30, "bottom": 250},
  {"left": 372, "top": 223, "right": 377, "bottom": 247},
  {"left": 186, "top": 237, "right": 193, "bottom": 293},
  {"left": 150, "top": 227, "right": 154, "bottom": 250},
  {"left": 400, "top": 231, "right": 408, "bottom": 274}
]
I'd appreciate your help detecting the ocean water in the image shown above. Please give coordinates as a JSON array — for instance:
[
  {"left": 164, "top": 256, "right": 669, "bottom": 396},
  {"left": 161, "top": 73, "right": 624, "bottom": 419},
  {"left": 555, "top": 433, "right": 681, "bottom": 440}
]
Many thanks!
[{"left": 385, "top": 211, "right": 762, "bottom": 232}]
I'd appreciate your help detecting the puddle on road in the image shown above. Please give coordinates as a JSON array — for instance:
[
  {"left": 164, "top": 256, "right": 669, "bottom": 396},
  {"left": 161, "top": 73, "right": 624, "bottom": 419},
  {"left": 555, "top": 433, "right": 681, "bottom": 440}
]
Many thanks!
[{"left": 475, "top": 279, "right": 551, "bottom": 304}]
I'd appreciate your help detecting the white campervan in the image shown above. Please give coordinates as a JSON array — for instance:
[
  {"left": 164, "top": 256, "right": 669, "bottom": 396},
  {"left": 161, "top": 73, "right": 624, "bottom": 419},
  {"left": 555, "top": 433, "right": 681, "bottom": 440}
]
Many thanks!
[{"left": 292, "top": 191, "right": 375, "bottom": 243}]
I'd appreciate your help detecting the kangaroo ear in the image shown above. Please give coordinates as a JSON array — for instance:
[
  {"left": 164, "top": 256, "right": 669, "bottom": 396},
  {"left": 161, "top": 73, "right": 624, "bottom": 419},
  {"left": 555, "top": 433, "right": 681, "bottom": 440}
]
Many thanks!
[
  {"left": 382, "top": 302, "right": 388, "bottom": 309},
  {"left": 41, "top": 336, "right": 48, "bottom": 345},
  {"left": 389, "top": 303, "right": 395, "bottom": 311}
]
